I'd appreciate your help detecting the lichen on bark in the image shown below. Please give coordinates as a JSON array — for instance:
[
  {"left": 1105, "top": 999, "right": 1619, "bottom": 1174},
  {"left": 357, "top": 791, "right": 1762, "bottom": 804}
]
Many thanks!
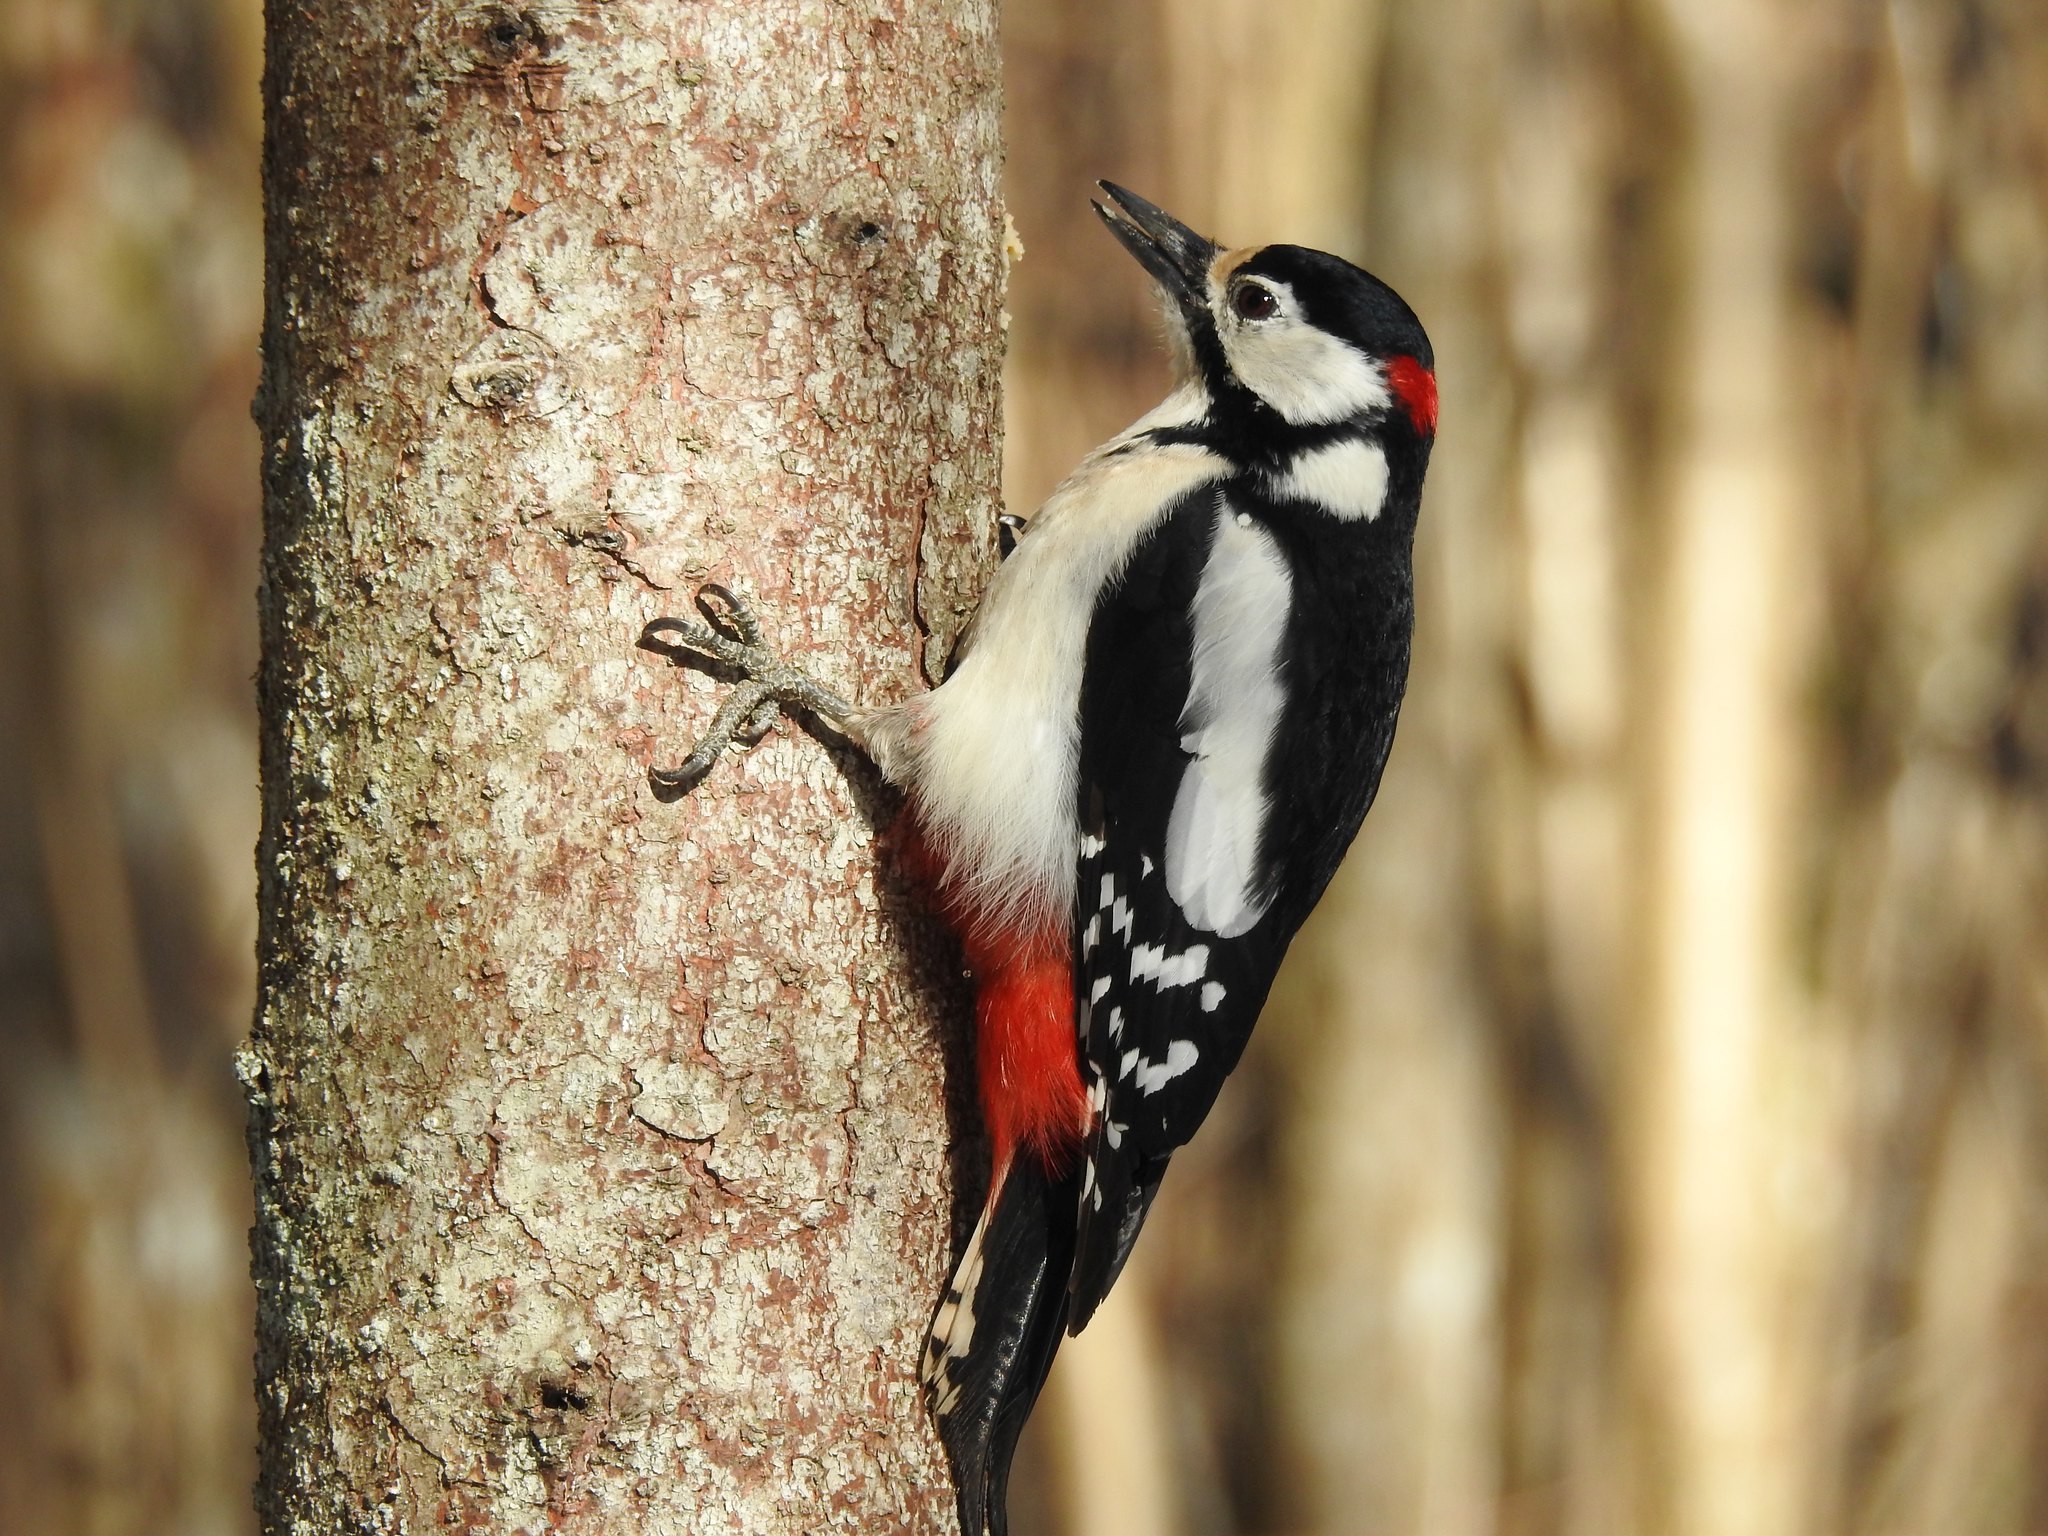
[{"left": 248, "top": 2, "right": 1002, "bottom": 1531}]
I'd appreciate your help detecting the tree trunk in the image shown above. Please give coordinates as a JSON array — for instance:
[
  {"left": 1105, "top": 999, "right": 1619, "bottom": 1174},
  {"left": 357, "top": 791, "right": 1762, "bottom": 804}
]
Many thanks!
[{"left": 247, "top": 3, "right": 1003, "bottom": 1531}]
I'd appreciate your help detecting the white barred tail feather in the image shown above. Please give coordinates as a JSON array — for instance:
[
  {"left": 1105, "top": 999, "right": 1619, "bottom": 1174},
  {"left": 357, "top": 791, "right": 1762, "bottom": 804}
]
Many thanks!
[{"left": 923, "top": 1157, "right": 1079, "bottom": 1536}]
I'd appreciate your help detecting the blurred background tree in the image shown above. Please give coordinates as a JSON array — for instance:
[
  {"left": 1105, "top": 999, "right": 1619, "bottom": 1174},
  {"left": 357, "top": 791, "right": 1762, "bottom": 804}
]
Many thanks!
[
  {"left": 3, "top": 1, "right": 2044, "bottom": 1534},
  {"left": 1, "top": 3, "right": 262, "bottom": 1532}
]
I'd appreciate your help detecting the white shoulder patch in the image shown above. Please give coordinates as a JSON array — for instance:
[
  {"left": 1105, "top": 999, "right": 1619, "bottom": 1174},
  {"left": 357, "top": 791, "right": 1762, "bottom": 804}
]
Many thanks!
[
  {"left": 1164, "top": 504, "right": 1291, "bottom": 937},
  {"left": 1271, "top": 436, "right": 1389, "bottom": 522}
]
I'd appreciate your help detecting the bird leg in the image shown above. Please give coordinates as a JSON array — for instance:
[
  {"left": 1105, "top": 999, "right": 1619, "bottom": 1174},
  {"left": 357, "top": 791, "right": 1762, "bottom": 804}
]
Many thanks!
[{"left": 640, "top": 583, "right": 854, "bottom": 794}]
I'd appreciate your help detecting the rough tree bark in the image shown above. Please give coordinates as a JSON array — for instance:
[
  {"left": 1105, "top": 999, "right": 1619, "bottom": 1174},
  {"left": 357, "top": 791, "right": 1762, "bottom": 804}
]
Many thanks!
[{"left": 246, "top": 2, "right": 1003, "bottom": 1532}]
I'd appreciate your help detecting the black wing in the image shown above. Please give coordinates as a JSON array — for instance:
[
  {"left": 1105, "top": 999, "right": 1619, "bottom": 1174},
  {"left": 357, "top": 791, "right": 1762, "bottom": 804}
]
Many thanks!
[
  {"left": 1065, "top": 491, "right": 1286, "bottom": 1325},
  {"left": 1065, "top": 487, "right": 1414, "bottom": 1328}
]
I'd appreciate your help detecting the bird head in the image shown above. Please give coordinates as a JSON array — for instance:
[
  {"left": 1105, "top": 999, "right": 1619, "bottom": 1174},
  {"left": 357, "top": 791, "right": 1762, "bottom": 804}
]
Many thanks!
[{"left": 1092, "top": 181, "right": 1436, "bottom": 446}]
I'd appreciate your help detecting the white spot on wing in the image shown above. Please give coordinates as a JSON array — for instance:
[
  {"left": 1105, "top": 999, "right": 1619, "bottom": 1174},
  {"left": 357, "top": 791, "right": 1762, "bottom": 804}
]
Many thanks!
[
  {"left": 1272, "top": 436, "right": 1389, "bottom": 522},
  {"left": 1111, "top": 896, "right": 1134, "bottom": 938},
  {"left": 1132, "top": 1039, "right": 1200, "bottom": 1094},
  {"left": 1130, "top": 941, "right": 1211, "bottom": 989},
  {"left": 1200, "top": 981, "right": 1226, "bottom": 1012},
  {"left": 1165, "top": 505, "right": 1291, "bottom": 937}
]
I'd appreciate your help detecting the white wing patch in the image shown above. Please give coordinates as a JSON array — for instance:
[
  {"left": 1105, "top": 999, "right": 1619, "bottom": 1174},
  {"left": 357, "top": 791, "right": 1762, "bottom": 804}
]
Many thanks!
[
  {"left": 1271, "top": 436, "right": 1389, "bottom": 522},
  {"left": 1130, "top": 1039, "right": 1200, "bottom": 1095},
  {"left": 1129, "top": 941, "right": 1210, "bottom": 989},
  {"left": 1164, "top": 504, "right": 1292, "bottom": 937}
]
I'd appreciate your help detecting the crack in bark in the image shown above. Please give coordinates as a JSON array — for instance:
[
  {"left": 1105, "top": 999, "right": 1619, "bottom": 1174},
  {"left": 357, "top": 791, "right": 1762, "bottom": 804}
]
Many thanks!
[
  {"left": 381, "top": 1393, "right": 453, "bottom": 1478},
  {"left": 560, "top": 525, "right": 669, "bottom": 591}
]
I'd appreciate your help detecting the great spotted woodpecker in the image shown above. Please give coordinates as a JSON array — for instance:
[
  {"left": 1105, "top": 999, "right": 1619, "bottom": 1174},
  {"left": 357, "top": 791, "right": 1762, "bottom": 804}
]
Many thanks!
[{"left": 642, "top": 182, "right": 1435, "bottom": 1536}]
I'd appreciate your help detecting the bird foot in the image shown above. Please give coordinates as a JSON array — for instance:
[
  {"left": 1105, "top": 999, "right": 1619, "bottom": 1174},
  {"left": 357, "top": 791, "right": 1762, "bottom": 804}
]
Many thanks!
[{"left": 639, "top": 583, "right": 853, "bottom": 795}]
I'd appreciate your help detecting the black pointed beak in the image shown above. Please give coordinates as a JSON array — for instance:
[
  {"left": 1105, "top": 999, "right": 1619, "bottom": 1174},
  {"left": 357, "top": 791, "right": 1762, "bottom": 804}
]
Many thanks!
[{"left": 1092, "top": 181, "right": 1219, "bottom": 315}]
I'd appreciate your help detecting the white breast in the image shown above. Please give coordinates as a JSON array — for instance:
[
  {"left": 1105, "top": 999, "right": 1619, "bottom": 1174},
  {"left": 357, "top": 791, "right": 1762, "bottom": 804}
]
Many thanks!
[
  {"left": 902, "top": 390, "right": 1227, "bottom": 933},
  {"left": 1163, "top": 503, "right": 1292, "bottom": 937}
]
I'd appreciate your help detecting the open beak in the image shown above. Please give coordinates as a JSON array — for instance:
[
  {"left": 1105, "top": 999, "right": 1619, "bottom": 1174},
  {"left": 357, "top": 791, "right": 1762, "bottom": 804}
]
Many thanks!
[{"left": 1092, "top": 181, "right": 1219, "bottom": 315}]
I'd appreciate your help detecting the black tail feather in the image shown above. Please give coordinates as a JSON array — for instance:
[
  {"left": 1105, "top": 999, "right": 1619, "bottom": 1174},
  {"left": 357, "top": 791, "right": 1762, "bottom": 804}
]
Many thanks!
[
  {"left": 924, "top": 1157, "right": 1079, "bottom": 1536},
  {"left": 1067, "top": 1160, "right": 1165, "bottom": 1334}
]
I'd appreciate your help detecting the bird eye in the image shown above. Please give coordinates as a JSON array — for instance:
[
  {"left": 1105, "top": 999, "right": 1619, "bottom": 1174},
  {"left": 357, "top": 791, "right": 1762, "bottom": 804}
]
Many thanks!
[{"left": 1230, "top": 283, "right": 1279, "bottom": 321}]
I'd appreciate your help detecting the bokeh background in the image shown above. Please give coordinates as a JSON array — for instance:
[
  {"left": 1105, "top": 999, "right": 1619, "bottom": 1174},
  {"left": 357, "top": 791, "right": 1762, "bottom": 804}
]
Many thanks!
[{"left": 3, "top": 1, "right": 2046, "bottom": 1534}]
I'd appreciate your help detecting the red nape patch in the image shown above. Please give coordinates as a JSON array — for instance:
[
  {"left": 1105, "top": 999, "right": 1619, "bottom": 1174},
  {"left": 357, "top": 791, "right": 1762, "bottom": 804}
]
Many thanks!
[{"left": 1387, "top": 355, "right": 1438, "bottom": 436}]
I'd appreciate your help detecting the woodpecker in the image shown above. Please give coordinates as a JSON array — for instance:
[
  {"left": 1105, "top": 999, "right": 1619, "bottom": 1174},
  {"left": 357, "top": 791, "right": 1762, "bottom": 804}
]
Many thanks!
[{"left": 642, "top": 182, "right": 1435, "bottom": 1536}]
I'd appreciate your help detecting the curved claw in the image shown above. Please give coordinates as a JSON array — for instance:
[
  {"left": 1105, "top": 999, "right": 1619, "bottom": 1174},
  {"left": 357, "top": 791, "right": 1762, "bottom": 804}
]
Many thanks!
[
  {"left": 648, "top": 746, "right": 721, "bottom": 796},
  {"left": 640, "top": 613, "right": 747, "bottom": 672},
  {"left": 640, "top": 615, "right": 713, "bottom": 658},
  {"left": 649, "top": 679, "right": 777, "bottom": 795},
  {"left": 696, "top": 581, "right": 763, "bottom": 647},
  {"left": 639, "top": 616, "right": 693, "bottom": 647}
]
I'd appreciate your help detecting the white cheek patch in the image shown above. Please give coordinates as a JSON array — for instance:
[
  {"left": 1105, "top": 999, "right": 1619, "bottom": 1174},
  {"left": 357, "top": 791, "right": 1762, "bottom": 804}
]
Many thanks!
[
  {"left": 1271, "top": 436, "right": 1390, "bottom": 522},
  {"left": 1164, "top": 505, "right": 1291, "bottom": 937},
  {"left": 1222, "top": 318, "right": 1391, "bottom": 427}
]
